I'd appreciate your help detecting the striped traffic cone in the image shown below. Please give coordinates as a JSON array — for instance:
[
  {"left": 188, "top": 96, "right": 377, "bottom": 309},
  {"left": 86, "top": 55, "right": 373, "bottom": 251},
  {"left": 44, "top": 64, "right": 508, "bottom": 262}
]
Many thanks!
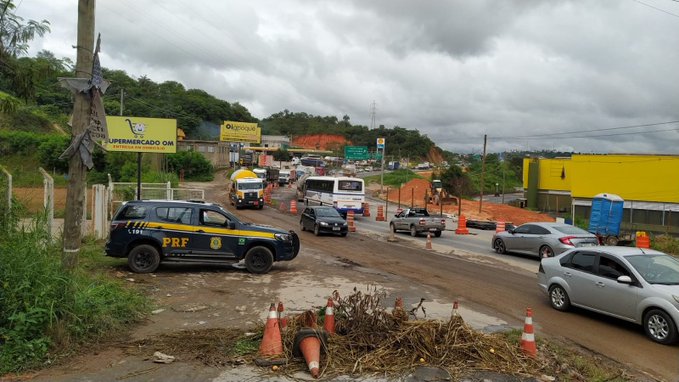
[
  {"left": 451, "top": 301, "right": 459, "bottom": 317},
  {"left": 255, "top": 303, "right": 285, "bottom": 366},
  {"left": 425, "top": 232, "right": 432, "bottom": 250},
  {"left": 521, "top": 307, "right": 537, "bottom": 357},
  {"left": 323, "top": 297, "right": 335, "bottom": 334}
]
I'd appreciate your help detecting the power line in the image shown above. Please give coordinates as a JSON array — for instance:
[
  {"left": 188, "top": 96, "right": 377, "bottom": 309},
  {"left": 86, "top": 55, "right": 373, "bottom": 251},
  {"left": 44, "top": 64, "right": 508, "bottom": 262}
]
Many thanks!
[
  {"left": 633, "top": 0, "right": 679, "bottom": 18},
  {"left": 495, "top": 120, "right": 679, "bottom": 140}
]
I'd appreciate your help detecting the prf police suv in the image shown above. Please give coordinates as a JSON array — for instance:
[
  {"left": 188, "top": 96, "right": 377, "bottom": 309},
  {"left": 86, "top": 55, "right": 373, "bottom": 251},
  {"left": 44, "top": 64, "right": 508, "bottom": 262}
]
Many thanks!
[{"left": 105, "top": 200, "right": 300, "bottom": 274}]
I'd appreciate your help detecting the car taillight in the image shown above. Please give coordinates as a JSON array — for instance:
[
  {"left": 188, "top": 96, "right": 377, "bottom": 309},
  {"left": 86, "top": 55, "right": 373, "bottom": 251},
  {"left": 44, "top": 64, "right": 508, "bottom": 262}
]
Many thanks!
[
  {"left": 419, "top": 218, "right": 426, "bottom": 225},
  {"left": 559, "top": 236, "right": 576, "bottom": 246}
]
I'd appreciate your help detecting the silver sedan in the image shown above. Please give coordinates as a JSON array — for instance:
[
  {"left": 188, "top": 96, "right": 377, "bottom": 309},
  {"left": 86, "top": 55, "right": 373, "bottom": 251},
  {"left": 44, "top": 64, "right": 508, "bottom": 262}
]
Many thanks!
[
  {"left": 492, "top": 222, "right": 599, "bottom": 258},
  {"left": 538, "top": 246, "right": 679, "bottom": 344}
]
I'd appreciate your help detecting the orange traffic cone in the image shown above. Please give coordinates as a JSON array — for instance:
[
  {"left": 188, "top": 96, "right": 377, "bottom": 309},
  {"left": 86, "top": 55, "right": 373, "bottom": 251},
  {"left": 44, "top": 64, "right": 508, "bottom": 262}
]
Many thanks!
[
  {"left": 455, "top": 215, "right": 470, "bottom": 235},
  {"left": 451, "top": 301, "right": 459, "bottom": 317},
  {"left": 425, "top": 232, "right": 432, "bottom": 250},
  {"left": 496, "top": 221, "right": 505, "bottom": 233},
  {"left": 277, "top": 301, "right": 287, "bottom": 332},
  {"left": 375, "top": 205, "right": 386, "bottom": 221},
  {"left": 362, "top": 203, "right": 371, "bottom": 217},
  {"left": 255, "top": 303, "right": 285, "bottom": 366},
  {"left": 323, "top": 297, "right": 335, "bottom": 334},
  {"left": 521, "top": 307, "right": 537, "bottom": 357},
  {"left": 293, "top": 310, "right": 327, "bottom": 379},
  {"left": 290, "top": 200, "right": 298, "bottom": 215},
  {"left": 347, "top": 210, "right": 356, "bottom": 232}
]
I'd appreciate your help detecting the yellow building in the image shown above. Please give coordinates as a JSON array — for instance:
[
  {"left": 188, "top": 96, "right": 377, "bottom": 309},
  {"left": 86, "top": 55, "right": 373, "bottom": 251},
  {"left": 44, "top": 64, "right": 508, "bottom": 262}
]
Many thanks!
[{"left": 524, "top": 154, "right": 679, "bottom": 234}]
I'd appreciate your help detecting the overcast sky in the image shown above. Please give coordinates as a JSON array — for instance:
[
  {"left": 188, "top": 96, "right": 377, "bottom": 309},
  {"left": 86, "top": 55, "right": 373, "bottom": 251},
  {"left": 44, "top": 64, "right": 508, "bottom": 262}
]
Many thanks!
[{"left": 17, "top": 0, "right": 679, "bottom": 154}]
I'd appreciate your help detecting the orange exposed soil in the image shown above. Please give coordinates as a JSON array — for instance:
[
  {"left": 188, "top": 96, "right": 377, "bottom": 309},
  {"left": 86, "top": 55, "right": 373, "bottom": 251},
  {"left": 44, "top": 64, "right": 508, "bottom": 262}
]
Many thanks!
[
  {"left": 385, "top": 178, "right": 554, "bottom": 225},
  {"left": 14, "top": 187, "right": 67, "bottom": 213},
  {"left": 292, "top": 134, "right": 350, "bottom": 151}
]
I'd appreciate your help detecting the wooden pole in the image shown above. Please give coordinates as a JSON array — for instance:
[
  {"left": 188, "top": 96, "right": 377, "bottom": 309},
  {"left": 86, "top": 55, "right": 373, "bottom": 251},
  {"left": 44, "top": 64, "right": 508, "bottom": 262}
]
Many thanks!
[{"left": 62, "top": 0, "right": 95, "bottom": 271}]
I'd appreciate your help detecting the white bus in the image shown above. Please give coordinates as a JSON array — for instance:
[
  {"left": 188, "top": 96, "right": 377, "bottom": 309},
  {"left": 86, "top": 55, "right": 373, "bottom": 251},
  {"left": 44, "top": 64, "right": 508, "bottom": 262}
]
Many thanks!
[{"left": 301, "top": 176, "right": 365, "bottom": 216}]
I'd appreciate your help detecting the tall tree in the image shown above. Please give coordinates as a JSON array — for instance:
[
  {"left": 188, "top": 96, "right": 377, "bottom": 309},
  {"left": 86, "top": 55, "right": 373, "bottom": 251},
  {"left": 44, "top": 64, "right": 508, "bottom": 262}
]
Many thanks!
[{"left": 0, "top": 0, "right": 50, "bottom": 59}]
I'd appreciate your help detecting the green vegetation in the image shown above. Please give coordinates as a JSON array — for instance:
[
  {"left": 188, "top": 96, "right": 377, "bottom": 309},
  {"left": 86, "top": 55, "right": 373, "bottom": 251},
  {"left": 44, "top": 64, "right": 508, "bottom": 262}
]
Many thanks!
[
  {"left": 651, "top": 235, "right": 679, "bottom": 257},
  {"left": 0, "top": 208, "right": 149, "bottom": 373},
  {"left": 363, "top": 169, "right": 423, "bottom": 187}
]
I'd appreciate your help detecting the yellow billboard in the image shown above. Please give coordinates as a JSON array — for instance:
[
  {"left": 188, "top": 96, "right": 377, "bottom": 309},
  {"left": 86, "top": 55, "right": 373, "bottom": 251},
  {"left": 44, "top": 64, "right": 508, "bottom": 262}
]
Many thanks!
[
  {"left": 220, "top": 121, "right": 261, "bottom": 143},
  {"left": 104, "top": 116, "right": 177, "bottom": 153}
]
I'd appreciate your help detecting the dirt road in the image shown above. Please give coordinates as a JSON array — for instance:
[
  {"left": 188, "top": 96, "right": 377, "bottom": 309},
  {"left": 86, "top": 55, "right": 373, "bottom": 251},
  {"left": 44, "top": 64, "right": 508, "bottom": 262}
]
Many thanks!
[{"left": 20, "top": 173, "right": 677, "bottom": 382}]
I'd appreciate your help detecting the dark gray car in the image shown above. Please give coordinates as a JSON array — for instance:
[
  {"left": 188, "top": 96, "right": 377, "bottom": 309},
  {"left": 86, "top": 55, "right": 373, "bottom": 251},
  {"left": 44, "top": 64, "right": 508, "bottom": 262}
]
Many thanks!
[
  {"left": 299, "top": 206, "right": 348, "bottom": 237},
  {"left": 538, "top": 246, "right": 679, "bottom": 344},
  {"left": 492, "top": 222, "right": 599, "bottom": 258}
]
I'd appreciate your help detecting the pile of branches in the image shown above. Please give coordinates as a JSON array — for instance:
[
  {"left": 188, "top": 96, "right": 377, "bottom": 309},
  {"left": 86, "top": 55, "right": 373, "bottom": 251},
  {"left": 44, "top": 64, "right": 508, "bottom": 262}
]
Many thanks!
[{"left": 280, "top": 287, "right": 541, "bottom": 379}]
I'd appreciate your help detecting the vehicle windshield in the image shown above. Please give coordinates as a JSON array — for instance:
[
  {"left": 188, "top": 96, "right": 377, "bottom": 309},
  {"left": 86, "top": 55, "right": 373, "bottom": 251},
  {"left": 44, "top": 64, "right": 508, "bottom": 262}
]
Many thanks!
[
  {"left": 316, "top": 208, "right": 341, "bottom": 218},
  {"left": 239, "top": 183, "right": 262, "bottom": 190},
  {"left": 626, "top": 254, "right": 679, "bottom": 285},
  {"left": 553, "top": 225, "right": 590, "bottom": 235}
]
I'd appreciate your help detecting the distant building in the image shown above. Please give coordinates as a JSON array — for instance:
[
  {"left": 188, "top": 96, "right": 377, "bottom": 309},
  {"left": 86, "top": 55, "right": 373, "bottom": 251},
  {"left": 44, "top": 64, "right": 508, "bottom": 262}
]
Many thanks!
[{"left": 523, "top": 154, "right": 679, "bottom": 235}]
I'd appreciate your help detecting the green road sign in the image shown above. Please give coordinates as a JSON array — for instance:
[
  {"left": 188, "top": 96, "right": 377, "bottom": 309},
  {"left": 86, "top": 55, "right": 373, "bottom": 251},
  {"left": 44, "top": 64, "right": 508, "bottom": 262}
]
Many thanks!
[{"left": 345, "top": 146, "right": 369, "bottom": 160}]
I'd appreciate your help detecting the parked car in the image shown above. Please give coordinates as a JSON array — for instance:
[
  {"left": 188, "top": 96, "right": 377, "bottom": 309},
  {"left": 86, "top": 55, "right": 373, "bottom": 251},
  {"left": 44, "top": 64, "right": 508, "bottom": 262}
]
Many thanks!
[
  {"left": 299, "top": 206, "right": 348, "bottom": 237},
  {"left": 492, "top": 222, "right": 598, "bottom": 258},
  {"left": 105, "top": 200, "right": 300, "bottom": 274},
  {"left": 389, "top": 207, "right": 446, "bottom": 237},
  {"left": 538, "top": 246, "right": 679, "bottom": 344}
]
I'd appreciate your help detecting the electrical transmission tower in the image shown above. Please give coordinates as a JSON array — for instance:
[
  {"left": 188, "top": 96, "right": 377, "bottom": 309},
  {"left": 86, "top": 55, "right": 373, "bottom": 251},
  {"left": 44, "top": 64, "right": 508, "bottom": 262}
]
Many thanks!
[{"left": 370, "top": 100, "right": 377, "bottom": 130}]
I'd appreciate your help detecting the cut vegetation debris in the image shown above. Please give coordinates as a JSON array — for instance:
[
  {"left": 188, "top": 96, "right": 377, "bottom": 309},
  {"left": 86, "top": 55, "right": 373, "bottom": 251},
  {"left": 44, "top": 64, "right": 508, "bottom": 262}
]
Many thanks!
[{"left": 124, "top": 288, "right": 641, "bottom": 381}]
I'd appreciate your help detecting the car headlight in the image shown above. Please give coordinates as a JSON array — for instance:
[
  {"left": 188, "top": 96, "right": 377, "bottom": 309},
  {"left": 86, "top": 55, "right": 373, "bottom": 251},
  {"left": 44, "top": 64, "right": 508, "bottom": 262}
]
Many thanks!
[
  {"left": 320, "top": 222, "right": 329, "bottom": 226},
  {"left": 342, "top": 222, "right": 348, "bottom": 227},
  {"left": 274, "top": 233, "right": 291, "bottom": 241}
]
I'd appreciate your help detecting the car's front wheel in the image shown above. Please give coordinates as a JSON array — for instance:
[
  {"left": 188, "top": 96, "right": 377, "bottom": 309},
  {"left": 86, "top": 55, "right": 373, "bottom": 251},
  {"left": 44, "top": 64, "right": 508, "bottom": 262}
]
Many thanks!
[
  {"left": 644, "top": 309, "right": 678, "bottom": 345},
  {"left": 434, "top": 230, "right": 442, "bottom": 238},
  {"left": 494, "top": 238, "right": 506, "bottom": 254},
  {"left": 539, "top": 245, "right": 554, "bottom": 258},
  {"left": 548, "top": 284, "right": 571, "bottom": 311},
  {"left": 244, "top": 246, "right": 274, "bottom": 274},
  {"left": 128, "top": 244, "right": 160, "bottom": 273}
]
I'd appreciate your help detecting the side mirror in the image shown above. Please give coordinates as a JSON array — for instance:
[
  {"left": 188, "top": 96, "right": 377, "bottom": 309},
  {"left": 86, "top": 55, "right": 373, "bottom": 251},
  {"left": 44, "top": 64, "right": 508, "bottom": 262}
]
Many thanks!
[
  {"left": 507, "top": 228, "right": 515, "bottom": 234},
  {"left": 617, "top": 275, "right": 632, "bottom": 284}
]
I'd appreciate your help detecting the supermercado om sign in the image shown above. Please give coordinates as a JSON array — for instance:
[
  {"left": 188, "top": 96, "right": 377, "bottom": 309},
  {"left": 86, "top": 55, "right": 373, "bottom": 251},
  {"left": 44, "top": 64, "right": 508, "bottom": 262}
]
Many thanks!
[
  {"left": 104, "top": 116, "right": 177, "bottom": 153},
  {"left": 220, "top": 121, "right": 261, "bottom": 143}
]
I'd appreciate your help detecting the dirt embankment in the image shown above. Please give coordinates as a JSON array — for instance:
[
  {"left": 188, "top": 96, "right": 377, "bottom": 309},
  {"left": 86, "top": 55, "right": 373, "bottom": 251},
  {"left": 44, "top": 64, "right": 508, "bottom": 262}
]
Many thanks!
[
  {"left": 382, "top": 178, "right": 553, "bottom": 225},
  {"left": 292, "top": 134, "right": 350, "bottom": 151}
]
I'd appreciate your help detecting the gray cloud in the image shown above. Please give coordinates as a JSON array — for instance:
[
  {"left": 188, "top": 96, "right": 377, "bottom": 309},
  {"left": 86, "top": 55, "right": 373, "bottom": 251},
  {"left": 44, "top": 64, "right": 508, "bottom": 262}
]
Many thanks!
[{"left": 16, "top": 0, "right": 679, "bottom": 154}]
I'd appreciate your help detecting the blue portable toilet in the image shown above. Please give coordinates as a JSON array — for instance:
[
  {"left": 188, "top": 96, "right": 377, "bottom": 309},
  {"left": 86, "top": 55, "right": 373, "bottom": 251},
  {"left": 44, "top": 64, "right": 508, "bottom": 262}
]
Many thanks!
[{"left": 588, "top": 193, "right": 624, "bottom": 237}]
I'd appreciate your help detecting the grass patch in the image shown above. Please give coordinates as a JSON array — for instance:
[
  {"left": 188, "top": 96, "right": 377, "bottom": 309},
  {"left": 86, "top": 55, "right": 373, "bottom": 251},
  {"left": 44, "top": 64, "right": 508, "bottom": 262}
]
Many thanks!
[
  {"left": 0, "top": 213, "right": 148, "bottom": 374},
  {"left": 363, "top": 169, "right": 424, "bottom": 187},
  {"left": 651, "top": 234, "right": 679, "bottom": 257}
]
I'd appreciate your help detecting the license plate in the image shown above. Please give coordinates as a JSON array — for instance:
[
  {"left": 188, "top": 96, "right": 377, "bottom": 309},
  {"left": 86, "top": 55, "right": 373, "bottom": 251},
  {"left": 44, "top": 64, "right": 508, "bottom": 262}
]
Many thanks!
[
  {"left": 333, "top": 227, "right": 340, "bottom": 231},
  {"left": 429, "top": 228, "right": 437, "bottom": 232},
  {"left": 579, "top": 243, "right": 595, "bottom": 247}
]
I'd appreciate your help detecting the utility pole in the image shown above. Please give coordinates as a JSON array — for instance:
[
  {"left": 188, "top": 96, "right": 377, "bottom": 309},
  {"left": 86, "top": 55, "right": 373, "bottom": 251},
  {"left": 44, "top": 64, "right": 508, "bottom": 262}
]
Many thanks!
[
  {"left": 62, "top": 0, "right": 95, "bottom": 271},
  {"left": 478, "top": 134, "right": 487, "bottom": 214}
]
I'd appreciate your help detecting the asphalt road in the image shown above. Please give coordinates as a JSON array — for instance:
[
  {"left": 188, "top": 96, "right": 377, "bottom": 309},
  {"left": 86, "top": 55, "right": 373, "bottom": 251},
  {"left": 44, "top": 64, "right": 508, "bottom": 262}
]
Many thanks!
[{"left": 267, "top": 186, "right": 678, "bottom": 382}]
